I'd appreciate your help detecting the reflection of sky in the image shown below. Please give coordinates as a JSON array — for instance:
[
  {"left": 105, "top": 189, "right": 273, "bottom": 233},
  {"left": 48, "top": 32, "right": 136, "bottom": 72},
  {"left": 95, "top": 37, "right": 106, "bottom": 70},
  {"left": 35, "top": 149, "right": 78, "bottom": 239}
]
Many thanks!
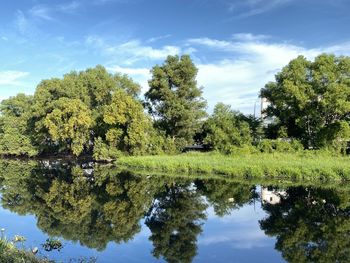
[
  {"left": 196, "top": 204, "right": 285, "bottom": 263},
  {"left": 0, "top": 195, "right": 285, "bottom": 262}
]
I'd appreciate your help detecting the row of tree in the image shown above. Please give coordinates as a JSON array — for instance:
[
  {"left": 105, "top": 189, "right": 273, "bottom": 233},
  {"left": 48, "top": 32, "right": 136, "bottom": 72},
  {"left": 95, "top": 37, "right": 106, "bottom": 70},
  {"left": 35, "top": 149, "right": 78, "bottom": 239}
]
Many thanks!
[{"left": 0, "top": 53, "right": 349, "bottom": 158}]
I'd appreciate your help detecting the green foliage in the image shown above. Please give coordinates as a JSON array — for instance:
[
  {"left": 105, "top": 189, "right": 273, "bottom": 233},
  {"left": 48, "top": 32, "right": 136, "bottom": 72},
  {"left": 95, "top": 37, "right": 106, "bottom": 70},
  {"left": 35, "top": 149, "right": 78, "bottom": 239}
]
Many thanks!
[
  {"left": 256, "top": 139, "right": 304, "bottom": 153},
  {"left": 0, "top": 65, "right": 150, "bottom": 158},
  {"left": 261, "top": 54, "right": 350, "bottom": 150},
  {"left": 44, "top": 98, "right": 93, "bottom": 156},
  {"left": 0, "top": 94, "right": 38, "bottom": 157},
  {"left": 102, "top": 89, "right": 153, "bottom": 155},
  {"left": 145, "top": 55, "right": 207, "bottom": 149},
  {"left": 93, "top": 137, "right": 123, "bottom": 161},
  {"left": 203, "top": 103, "right": 252, "bottom": 153},
  {"left": 0, "top": 236, "right": 49, "bottom": 263}
]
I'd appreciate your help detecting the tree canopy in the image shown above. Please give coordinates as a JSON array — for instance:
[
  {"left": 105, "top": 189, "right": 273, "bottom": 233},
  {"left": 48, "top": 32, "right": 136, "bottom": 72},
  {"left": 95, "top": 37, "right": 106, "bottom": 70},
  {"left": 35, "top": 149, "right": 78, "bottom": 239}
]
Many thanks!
[
  {"left": 145, "top": 55, "right": 207, "bottom": 149},
  {"left": 261, "top": 54, "right": 350, "bottom": 151}
]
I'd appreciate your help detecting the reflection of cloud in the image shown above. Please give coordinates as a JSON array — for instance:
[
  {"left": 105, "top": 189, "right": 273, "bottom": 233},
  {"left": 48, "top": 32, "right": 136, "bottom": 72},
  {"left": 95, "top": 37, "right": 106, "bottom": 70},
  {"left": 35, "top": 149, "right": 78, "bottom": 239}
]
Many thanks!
[
  {"left": 199, "top": 228, "right": 269, "bottom": 249},
  {"left": 200, "top": 205, "right": 272, "bottom": 249}
]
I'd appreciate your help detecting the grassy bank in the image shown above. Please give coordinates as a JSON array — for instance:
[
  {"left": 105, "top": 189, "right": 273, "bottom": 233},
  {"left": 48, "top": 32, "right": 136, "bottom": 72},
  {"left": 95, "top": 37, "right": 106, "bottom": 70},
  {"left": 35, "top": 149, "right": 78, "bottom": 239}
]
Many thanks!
[
  {"left": 0, "top": 239, "right": 49, "bottom": 263},
  {"left": 118, "top": 152, "right": 350, "bottom": 181}
]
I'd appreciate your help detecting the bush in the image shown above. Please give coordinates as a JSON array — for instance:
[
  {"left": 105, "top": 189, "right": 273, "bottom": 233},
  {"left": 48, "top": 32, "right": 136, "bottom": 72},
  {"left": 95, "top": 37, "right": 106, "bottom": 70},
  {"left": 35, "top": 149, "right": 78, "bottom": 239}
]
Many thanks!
[
  {"left": 93, "top": 137, "right": 123, "bottom": 161},
  {"left": 257, "top": 139, "right": 303, "bottom": 153}
]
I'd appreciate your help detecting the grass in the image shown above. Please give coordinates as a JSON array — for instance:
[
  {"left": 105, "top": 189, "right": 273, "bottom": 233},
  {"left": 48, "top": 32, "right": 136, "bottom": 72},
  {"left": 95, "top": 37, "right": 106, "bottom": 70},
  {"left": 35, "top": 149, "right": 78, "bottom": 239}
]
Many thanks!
[
  {"left": 0, "top": 238, "right": 50, "bottom": 263},
  {"left": 117, "top": 151, "right": 350, "bottom": 181}
]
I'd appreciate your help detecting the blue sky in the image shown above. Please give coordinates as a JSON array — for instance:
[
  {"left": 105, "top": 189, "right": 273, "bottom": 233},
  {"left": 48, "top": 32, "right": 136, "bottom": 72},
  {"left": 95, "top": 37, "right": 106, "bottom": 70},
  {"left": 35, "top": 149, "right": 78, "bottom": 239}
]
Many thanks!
[{"left": 1, "top": 0, "right": 350, "bottom": 113}]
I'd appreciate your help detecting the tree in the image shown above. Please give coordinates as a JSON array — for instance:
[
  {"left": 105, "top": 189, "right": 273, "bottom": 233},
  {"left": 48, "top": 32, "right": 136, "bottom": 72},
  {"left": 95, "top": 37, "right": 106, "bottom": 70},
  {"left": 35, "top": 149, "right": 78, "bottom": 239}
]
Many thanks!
[
  {"left": 44, "top": 98, "right": 92, "bottom": 156},
  {"left": 0, "top": 94, "right": 38, "bottom": 156},
  {"left": 203, "top": 103, "right": 252, "bottom": 153},
  {"left": 29, "top": 65, "right": 146, "bottom": 157},
  {"left": 145, "top": 55, "right": 207, "bottom": 149},
  {"left": 101, "top": 89, "right": 153, "bottom": 155},
  {"left": 261, "top": 54, "right": 350, "bottom": 151}
]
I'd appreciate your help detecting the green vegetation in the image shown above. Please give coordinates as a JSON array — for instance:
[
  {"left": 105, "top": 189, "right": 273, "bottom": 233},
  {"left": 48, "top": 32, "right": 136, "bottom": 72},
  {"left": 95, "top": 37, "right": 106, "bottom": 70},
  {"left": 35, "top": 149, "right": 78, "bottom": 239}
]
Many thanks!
[
  {"left": 261, "top": 54, "right": 350, "bottom": 152},
  {"left": 0, "top": 237, "right": 49, "bottom": 263},
  {"left": 0, "top": 54, "right": 350, "bottom": 165},
  {"left": 145, "top": 55, "right": 207, "bottom": 149},
  {"left": 118, "top": 152, "right": 350, "bottom": 181},
  {"left": 202, "top": 103, "right": 252, "bottom": 153}
]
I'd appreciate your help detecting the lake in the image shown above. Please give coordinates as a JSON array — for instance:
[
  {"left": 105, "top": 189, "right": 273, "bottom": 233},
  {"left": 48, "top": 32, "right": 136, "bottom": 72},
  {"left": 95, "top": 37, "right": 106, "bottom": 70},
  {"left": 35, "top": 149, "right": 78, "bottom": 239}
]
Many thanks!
[{"left": 0, "top": 160, "right": 348, "bottom": 262}]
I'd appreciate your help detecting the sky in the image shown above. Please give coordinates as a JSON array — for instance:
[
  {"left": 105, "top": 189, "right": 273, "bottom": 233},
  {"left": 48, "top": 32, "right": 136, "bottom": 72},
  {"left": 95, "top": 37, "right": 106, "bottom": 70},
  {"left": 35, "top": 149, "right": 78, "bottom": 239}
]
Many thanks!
[{"left": 0, "top": 0, "right": 350, "bottom": 113}]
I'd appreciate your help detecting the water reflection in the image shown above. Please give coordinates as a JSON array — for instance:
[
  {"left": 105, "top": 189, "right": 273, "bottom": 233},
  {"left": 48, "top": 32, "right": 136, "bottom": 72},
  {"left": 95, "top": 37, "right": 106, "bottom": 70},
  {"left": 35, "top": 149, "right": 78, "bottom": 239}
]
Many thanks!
[
  {"left": 0, "top": 160, "right": 349, "bottom": 262},
  {"left": 260, "top": 186, "right": 350, "bottom": 263}
]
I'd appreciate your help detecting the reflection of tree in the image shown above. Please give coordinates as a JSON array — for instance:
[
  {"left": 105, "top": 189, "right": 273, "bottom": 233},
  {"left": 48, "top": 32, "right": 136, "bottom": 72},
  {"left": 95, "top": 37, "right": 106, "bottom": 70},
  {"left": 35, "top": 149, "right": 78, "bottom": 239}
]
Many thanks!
[
  {"left": 145, "top": 183, "right": 207, "bottom": 263},
  {"left": 260, "top": 186, "right": 350, "bottom": 263},
  {"left": 0, "top": 161, "right": 159, "bottom": 250},
  {"left": 196, "top": 179, "right": 257, "bottom": 216}
]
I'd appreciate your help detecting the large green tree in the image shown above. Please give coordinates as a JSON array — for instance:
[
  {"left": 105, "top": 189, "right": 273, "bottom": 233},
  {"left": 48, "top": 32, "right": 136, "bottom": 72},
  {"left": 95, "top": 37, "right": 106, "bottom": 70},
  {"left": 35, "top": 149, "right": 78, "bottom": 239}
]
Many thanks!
[
  {"left": 261, "top": 54, "right": 350, "bottom": 151},
  {"left": 29, "top": 65, "right": 149, "bottom": 157},
  {"left": 145, "top": 55, "right": 207, "bottom": 149}
]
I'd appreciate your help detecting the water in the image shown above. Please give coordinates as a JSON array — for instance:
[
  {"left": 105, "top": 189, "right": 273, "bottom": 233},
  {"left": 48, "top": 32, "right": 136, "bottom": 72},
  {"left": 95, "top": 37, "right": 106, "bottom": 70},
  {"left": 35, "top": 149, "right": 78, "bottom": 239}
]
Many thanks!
[{"left": 0, "top": 160, "right": 349, "bottom": 263}]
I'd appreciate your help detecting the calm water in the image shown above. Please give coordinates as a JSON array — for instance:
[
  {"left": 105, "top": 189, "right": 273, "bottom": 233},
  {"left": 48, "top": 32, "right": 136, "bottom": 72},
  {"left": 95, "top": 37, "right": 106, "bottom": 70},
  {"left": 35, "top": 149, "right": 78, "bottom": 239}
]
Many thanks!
[{"left": 0, "top": 160, "right": 349, "bottom": 263}]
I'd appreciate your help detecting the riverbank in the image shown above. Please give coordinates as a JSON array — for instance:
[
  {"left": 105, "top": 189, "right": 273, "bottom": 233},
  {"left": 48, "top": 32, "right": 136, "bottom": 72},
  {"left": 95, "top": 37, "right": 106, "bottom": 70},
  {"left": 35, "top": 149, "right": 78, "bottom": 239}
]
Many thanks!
[
  {"left": 0, "top": 239, "right": 49, "bottom": 263},
  {"left": 117, "top": 152, "right": 350, "bottom": 181}
]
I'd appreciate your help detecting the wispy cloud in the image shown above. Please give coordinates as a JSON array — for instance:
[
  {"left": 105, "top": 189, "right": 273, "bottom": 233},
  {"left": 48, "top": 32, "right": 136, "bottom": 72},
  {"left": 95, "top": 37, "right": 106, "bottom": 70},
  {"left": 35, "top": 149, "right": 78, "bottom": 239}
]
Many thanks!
[
  {"left": 86, "top": 36, "right": 181, "bottom": 65},
  {"left": 187, "top": 35, "right": 350, "bottom": 113},
  {"left": 107, "top": 65, "right": 150, "bottom": 92},
  {"left": 14, "top": 10, "right": 38, "bottom": 36},
  {"left": 228, "top": 0, "right": 293, "bottom": 18},
  {"left": 232, "top": 33, "right": 270, "bottom": 42},
  {"left": 0, "top": 71, "right": 29, "bottom": 86},
  {"left": 29, "top": 5, "right": 54, "bottom": 21},
  {"left": 58, "top": 1, "right": 81, "bottom": 13},
  {"left": 146, "top": 34, "right": 172, "bottom": 43}
]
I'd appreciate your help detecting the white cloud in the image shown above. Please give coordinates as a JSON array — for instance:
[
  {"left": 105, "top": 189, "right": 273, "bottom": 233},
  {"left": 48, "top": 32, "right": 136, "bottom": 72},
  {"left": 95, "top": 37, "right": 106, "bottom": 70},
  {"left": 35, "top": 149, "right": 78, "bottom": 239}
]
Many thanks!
[
  {"left": 0, "top": 71, "right": 29, "bottom": 86},
  {"left": 146, "top": 34, "right": 172, "bottom": 43},
  {"left": 107, "top": 65, "right": 151, "bottom": 93},
  {"left": 232, "top": 33, "right": 269, "bottom": 41},
  {"left": 86, "top": 36, "right": 181, "bottom": 65},
  {"left": 188, "top": 36, "right": 350, "bottom": 113}
]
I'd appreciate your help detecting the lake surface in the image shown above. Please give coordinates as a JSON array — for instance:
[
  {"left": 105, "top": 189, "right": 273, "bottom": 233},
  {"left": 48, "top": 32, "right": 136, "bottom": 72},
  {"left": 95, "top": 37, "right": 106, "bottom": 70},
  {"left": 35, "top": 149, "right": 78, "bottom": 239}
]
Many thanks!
[{"left": 0, "top": 160, "right": 349, "bottom": 263}]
